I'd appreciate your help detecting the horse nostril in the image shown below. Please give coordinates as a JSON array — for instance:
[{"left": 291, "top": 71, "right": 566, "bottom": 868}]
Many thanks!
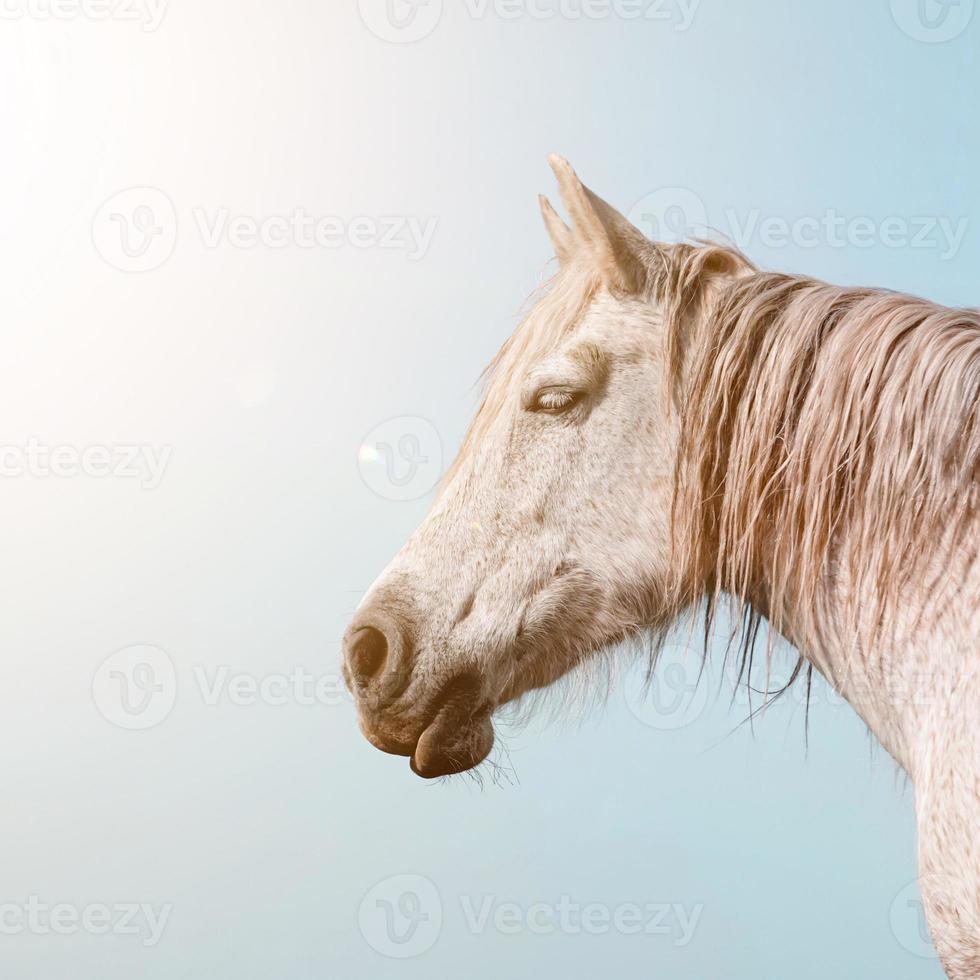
[
  {"left": 344, "top": 603, "right": 413, "bottom": 703},
  {"left": 348, "top": 626, "right": 388, "bottom": 682}
]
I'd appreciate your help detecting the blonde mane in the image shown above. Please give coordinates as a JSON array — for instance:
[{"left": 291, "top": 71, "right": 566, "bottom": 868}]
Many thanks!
[{"left": 663, "top": 246, "right": 980, "bottom": 659}]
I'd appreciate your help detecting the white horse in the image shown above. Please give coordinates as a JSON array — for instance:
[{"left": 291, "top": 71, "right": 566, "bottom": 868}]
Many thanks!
[{"left": 344, "top": 156, "right": 980, "bottom": 977}]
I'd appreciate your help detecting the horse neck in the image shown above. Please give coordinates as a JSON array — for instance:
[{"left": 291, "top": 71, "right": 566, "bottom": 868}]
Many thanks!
[
  {"left": 671, "top": 274, "right": 980, "bottom": 775},
  {"left": 759, "top": 519, "right": 980, "bottom": 774}
]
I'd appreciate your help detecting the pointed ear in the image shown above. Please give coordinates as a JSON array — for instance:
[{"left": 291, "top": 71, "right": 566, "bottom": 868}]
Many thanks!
[
  {"left": 547, "top": 154, "right": 651, "bottom": 292},
  {"left": 538, "top": 194, "right": 576, "bottom": 265}
]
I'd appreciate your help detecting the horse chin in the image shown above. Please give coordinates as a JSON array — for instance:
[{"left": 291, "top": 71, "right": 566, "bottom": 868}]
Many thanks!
[{"left": 409, "top": 707, "right": 494, "bottom": 779}]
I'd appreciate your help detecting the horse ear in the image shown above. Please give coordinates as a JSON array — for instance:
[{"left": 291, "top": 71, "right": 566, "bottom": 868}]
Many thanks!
[
  {"left": 547, "top": 154, "right": 650, "bottom": 292},
  {"left": 538, "top": 194, "right": 576, "bottom": 264}
]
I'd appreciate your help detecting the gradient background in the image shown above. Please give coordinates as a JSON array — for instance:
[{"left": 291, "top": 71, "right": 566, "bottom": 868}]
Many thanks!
[{"left": 1, "top": 1, "right": 976, "bottom": 977}]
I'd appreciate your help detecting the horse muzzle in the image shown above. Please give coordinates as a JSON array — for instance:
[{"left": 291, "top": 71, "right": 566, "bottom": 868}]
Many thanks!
[{"left": 342, "top": 603, "right": 494, "bottom": 778}]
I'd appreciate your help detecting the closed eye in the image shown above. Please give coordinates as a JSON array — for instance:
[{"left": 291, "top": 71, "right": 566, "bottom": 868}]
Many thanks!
[{"left": 528, "top": 386, "right": 585, "bottom": 413}]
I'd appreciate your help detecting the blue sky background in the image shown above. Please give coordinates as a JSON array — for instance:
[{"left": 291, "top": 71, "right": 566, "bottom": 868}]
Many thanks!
[{"left": 0, "top": 0, "right": 976, "bottom": 977}]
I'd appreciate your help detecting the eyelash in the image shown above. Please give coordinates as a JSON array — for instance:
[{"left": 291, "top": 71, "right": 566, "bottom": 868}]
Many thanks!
[{"left": 530, "top": 387, "right": 584, "bottom": 413}]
